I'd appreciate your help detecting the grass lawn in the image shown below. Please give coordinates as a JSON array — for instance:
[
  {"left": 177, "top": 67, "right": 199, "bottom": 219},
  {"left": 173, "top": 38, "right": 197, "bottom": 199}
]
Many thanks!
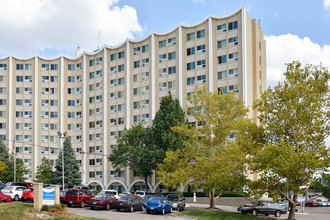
[
  {"left": 177, "top": 208, "right": 263, "bottom": 220},
  {"left": 0, "top": 202, "right": 101, "bottom": 220}
]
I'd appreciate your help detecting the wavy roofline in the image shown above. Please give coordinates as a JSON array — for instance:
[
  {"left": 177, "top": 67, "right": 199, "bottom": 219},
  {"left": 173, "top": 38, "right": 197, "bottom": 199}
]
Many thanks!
[{"left": 0, "top": 5, "right": 245, "bottom": 61}]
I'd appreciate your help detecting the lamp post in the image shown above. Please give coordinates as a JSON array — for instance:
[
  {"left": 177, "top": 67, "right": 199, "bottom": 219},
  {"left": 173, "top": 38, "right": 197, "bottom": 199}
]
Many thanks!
[{"left": 57, "top": 131, "right": 67, "bottom": 191}]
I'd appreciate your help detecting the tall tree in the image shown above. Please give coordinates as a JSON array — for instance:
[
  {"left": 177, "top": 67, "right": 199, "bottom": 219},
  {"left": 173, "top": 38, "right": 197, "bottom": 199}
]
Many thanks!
[
  {"left": 243, "top": 61, "right": 330, "bottom": 220},
  {"left": 109, "top": 123, "right": 162, "bottom": 193},
  {"left": 35, "top": 157, "right": 55, "bottom": 184},
  {"left": 0, "top": 155, "right": 28, "bottom": 182},
  {"left": 151, "top": 91, "right": 186, "bottom": 156},
  {"left": 54, "top": 138, "right": 81, "bottom": 186},
  {"left": 158, "top": 86, "right": 249, "bottom": 208},
  {"left": 0, "top": 139, "right": 8, "bottom": 171},
  {"left": 310, "top": 174, "right": 330, "bottom": 199}
]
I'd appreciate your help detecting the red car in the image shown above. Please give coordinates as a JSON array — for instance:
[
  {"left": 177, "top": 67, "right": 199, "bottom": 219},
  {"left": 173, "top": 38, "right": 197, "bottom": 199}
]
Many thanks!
[
  {"left": 0, "top": 192, "right": 12, "bottom": 203},
  {"left": 88, "top": 194, "right": 117, "bottom": 210},
  {"left": 305, "top": 201, "right": 319, "bottom": 207},
  {"left": 65, "top": 189, "right": 94, "bottom": 207},
  {"left": 22, "top": 188, "right": 34, "bottom": 202}
]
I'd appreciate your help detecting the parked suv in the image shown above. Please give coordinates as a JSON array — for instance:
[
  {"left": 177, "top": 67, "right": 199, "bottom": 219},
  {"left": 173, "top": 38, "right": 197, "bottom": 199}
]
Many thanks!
[
  {"left": 165, "top": 194, "right": 185, "bottom": 211},
  {"left": 65, "top": 189, "right": 94, "bottom": 207}
]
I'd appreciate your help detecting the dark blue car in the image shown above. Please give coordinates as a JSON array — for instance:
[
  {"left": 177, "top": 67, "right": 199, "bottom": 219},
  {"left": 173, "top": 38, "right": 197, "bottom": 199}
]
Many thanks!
[{"left": 146, "top": 197, "right": 172, "bottom": 215}]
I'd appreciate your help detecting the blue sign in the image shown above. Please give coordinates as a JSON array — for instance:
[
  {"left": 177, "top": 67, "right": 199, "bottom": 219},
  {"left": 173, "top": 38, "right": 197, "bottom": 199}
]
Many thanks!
[{"left": 43, "top": 188, "right": 55, "bottom": 205}]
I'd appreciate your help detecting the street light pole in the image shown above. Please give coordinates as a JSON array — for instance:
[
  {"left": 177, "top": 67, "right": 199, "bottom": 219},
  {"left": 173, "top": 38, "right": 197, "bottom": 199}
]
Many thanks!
[{"left": 57, "top": 131, "right": 67, "bottom": 191}]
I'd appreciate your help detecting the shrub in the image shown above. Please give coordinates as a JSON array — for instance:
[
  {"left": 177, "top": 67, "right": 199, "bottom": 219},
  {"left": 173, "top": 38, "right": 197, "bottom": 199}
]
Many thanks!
[
  {"left": 221, "top": 191, "right": 250, "bottom": 197},
  {"left": 59, "top": 204, "right": 66, "bottom": 211},
  {"left": 182, "top": 192, "right": 207, "bottom": 197},
  {"left": 41, "top": 205, "right": 50, "bottom": 212}
]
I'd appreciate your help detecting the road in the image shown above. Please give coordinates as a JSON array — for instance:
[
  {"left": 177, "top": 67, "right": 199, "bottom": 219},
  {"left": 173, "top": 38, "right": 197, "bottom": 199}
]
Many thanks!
[{"left": 67, "top": 203, "right": 330, "bottom": 220}]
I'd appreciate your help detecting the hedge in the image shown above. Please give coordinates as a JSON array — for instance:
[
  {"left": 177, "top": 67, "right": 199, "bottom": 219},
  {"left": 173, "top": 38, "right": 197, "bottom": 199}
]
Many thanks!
[{"left": 182, "top": 191, "right": 250, "bottom": 197}]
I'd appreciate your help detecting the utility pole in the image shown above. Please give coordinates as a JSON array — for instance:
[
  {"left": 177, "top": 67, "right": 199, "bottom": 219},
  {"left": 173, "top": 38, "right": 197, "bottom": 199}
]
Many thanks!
[{"left": 57, "top": 132, "right": 67, "bottom": 191}]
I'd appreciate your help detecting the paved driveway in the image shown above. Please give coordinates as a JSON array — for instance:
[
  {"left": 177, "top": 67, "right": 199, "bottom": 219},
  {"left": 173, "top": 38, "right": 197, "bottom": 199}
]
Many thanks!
[{"left": 67, "top": 206, "right": 195, "bottom": 220}]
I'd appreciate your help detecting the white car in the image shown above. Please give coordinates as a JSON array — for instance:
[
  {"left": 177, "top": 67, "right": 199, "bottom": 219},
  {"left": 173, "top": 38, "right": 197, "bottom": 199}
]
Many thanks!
[
  {"left": 99, "top": 190, "right": 119, "bottom": 199},
  {"left": 2, "top": 186, "right": 26, "bottom": 201},
  {"left": 135, "top": 190, "right": 146, "bottom": 198}
]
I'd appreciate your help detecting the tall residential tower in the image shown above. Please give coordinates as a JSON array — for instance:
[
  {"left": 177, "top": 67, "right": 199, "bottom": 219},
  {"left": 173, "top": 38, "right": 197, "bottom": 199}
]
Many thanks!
[{"left": 0, "top": 6, "right": 265, "bottom": 192}]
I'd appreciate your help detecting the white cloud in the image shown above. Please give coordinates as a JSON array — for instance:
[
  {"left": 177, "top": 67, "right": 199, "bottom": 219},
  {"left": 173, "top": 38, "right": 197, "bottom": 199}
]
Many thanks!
[
  {"left": 324, "top": 0, "right": 330, "bottom": 9},
  {"left": 0, "top": 0, "right": 142, "bottom": 57},
  {"left": 265, "top": 34, "right": 330, "bottom": 87}
]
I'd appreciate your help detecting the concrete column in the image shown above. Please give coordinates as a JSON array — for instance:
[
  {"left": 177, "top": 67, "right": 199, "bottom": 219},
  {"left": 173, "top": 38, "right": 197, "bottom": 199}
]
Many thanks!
[
  {"left": 33, "top": 183, "right": 43, "bottom": 211},
  {"left": 54, "top": 185, "right": 60, "bottom": 206}
]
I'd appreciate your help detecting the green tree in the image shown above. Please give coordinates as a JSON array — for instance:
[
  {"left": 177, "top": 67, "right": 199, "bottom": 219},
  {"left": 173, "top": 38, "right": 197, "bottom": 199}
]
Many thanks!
[
  {"left": 158, "top": 85, "right": 249, "bottom": 208},
  {"left": 0, "top": 139, "right": 8, "bottom": 171},
  {"left": 243, "top": 61, "right": 330, "bottom": 220},
  {"left": 54, "top": 138, "right": 81, "bottom": 186},
  {"left": 35, "top": 157, "right": 55, "bottom": 184},
  {"left": 310, "top": 174, "right": 330, "bottom": 200},
  {"left": 0, "top": 154, "right": 28, "bottom": 182},
  {"left": 109, "top": 123, "right": 162, "bottom": 193},
  {"left": 151, "top": 91, "right": 186, "bottom": 156}
]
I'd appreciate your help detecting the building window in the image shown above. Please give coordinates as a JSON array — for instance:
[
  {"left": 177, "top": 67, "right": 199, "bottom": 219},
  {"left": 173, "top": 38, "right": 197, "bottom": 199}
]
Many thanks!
[
  {"left": 187, "top": 32, "right": 195, "bottom": 41},
  {"left": 197, "top": 60, "right": 206, "bottom": 69},
  {"left": 142, "top": 100, "right": 149, "bottom": 108},
  {"left": 118, "top": 117, "right": 125, "bottom": 125},
  {"left": 228, "top": 52, "right": 238, "bottom": 62},
  {"left": 197, "top": 75, "right": 206, "bottom": 84},
  {"left": 50, "top": 64, "right": 58, "bottom": 70},
  {"left": 228, "top": 37, "right": 238, "bottom": 46},
  {"left": 134, "top": 115, "right": 141, "bottom": 123},
  {"left": 142, "top": 114, "right": 149, "bottom": 122},
  {"left": 16, "top": 76, "right": 23, "bottom": 82},
  {"left": 142, "top": 86, "right": 149, "bottom": 95},
  {"left": 197, "top": 29, "right": 205, "bottom": 39},
  {"left": 16, "top": 64, "right": 23, "bottom": 70},
  {"left": 159, "top": 54, "right": 166, "bottom": 63},
  {"left": 218, "top": 55, "right": 227, "bottom": 64},
  {"left": 118, "top": 51, "right": 125, "bottom": 59},
  {"left": 25, "top": 64, "right": 32, "bottom": 70},
  {"left": 118, "top": 77, "right": 124, "bottom": 86},
  {"left": 118, "top": 64, "right": 124, "bottom": 72},
  {"left": 217, "top": 39, "right": 226, "bottom": 49},
  {"left": 218, "top": 71, "right": 227, "bottom": 80},
  {"left": 89, "top": 72, "right": 95, "bottom": 79},
  {"left": 159, "top": 40, "right": 166, "bottom": 48},
  {"left": 228, "top": 21, "right": 238, "bottom": 30},
  {"left": 96, "top": 57, "right": 102, "bottom": 65},
  {"left": 168, "top": 52, "right": 176, "bottom": 61},
  {"left": 68, "top": 100, "right": 75, "bottom": 106},
  {"left": 68, "top": 64, "right": 75, "bottom": 70},
  {"left": 142, "top": 72, "right": 149, "bottom": 80},
  {"left": 68, "top": 76, "right": 75, "bottom": 82},
  {"left": 50, "top": 76, "right": 58, "bottom": 82},
  {"left": 110, "top": 79, "right": 117, "bottom": 87},
  {"left": 68, "top": 88, "right": 75, "bottom": 94},
  {"left": 68, "top": 112, "right": 75, "bottom": 118},
  {"left": 187, "top": 47, "right": 195, "bottom": 56},
  {"left": 142, "top": 44, "right": 149, "bottom": 53},
  {"left": 41, "top": 64, "right": 49, "bottom": 70},
  {"left": 217, "top": 24, "right": 227, "bottom": 33},
  {"left": 89, "top": 59, "right": 95, "bottom": 66},
  {"left": 133, "top": 74, "right": 140, "bottom": 82},
  {"left": 187, "top": 62, "right": 195, "bottom": 71},
  {"left": 118, "top": 104, "right": 124, "bottom": 112},
  {"left": 159, "top": 82, "right": 166, "bottom": 91},
  {"left": 0, "top": 64, "right": 7, "bottom": 70},
  {"left": 133, "top": 88, "right": 140, "bottom": 96},
  {"left": 110, "top": 66, "right": 117, "bottom": 73},
  {"left": 118, "top": 91, "right": 124, "bottom": 99},
  {"left": 89, "top": 172, "right": 95, "bottom": 178},
  {"left": 133, "top": 47, "right": 140, "bottom": 55},
  {"left": 229, "top": 68, "right": 239, "bottom": 78},
  {"left": 168, "top": 66, "right": 176, "bottom": 75},
  {"left": 133, "top": 101, "right": 140, "bottom": 109},
  {"left": 77, "top": 63, "right": 82, "bottom": 69},
  {"left": 168, "top": 81, "right": 176, "bottom": 89},
  {"left": 89, "top": 97, "right": 95, "bottom": 104},
  {"left": 142, "top": 58, "right": 149, "bottom": 67},
  {"left": 229, "top": 84, "right": 239, "bottom": 93},
  {"left": 187, "top": 77, "right": 195, "bottom": 86},
  {"left": 168, "top": 37, "right": 176, "bottom": 46},
  {"left": 110, "top": 53, "right": 117, "bottom": 61},
  {"left": 197, "top": 44, "right": 205, "bottom": 53}
]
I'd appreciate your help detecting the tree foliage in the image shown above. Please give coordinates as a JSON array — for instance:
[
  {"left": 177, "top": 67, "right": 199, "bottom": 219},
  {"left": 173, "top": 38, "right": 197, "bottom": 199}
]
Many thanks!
[
  {"left": 310, "top": 174, "right": 330, "bottom": 200},
  {"left": 158, "top": 85, "right": 249, "bottom": 208},
  {"left": 152, "top": 91, "right": 186, "bottom": 155},
  {"left": 54, "top": 138, "right": 81, "bottom": 186},
  {"left": 243, "top": 61, "right": 330, "bottom": 220},
  {"left": 0, "top": 139, "right": 8, "bottom": 171},
  {"left": 0, "top": 155, "right": 28, "bottom": 183},
  {"left": 109, "top": 123, "right": 162, "bottom": 192},
  {"left": 36, "top": 157, "right": 55, "bottom": 184}
]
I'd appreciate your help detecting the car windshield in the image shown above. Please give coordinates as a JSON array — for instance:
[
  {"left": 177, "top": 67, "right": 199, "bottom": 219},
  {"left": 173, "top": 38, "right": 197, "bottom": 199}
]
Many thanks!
[
  {"left": 66, "top": 190, "right": 78, "bottom": 196},
  {"left": 120, "top": 196, "right": 132, "bottom": 201},
  {"left": 95, "top": 194, "right": 108, "bottom": 199},
  {"left": 143, "top": 195, "right": 153, "bottom": 200},
  {"left": 166, "top": 195, "right": 179, "bottom": 201},
  {"left": 102, "top": 191, "right": 116, "bottom": 195},
  {"left": 150, "top": 197, "right": 163, "bottom": 202},
  {"left": 24, "top": 188, "right": 33, "bottom": 192},
  {"left": 136, "top": 192, "right": 144, "bottom": 195}
]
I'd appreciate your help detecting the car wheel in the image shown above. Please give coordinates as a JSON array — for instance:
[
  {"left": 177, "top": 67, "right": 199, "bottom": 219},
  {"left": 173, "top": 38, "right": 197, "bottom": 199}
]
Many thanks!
[
  {"left": 147, "top": 210, "right": 150, "bottom": 214},
  {"left": 162, "top": 208, "right": 165, "bottom": 215},
  {"left": 22, "top": 198, "right": 26, "bottom": 202},
  {"left": 140, "top": 205, "right": 143, "bottom": 211},
  {"left": 91, "top": 207, "right": 95, "bottom": 210},
  {"left": 275, "top": 210, "right": 281, "bottom": 217},
  {"left": 170, "top": 207, "right": 172, "bottom": 213},
  {"left": 178, "top": 207, "right": 180, "bottom": 212},
  {"left": 265, "top": 214, "right": 269, "bottom": 216},
  {"left": 14, "top": 195, "right": 19, "bottom": 201},
  {"left": 117, "top": 208, "right": 120, "bottom": 212},
  {"left": 80, "top": 200, "right": 85, "bottom": 208},
  {"left": 130, "top": 206, "right": 134, "bottom": 213},
  {"left": 67, "top": 204, "right": 72, "bottom": 207},
  {"left": 106, "top": 203, "right": 110, "bottom": 210},
  {"left": 1, "top": 200, "right": 6, "bottom": 203},
  {"left": 182, "top": 205, "right": 185, "bottom": 211},
  {"left": 252, "top": 209, "right": 258, "bottom": 216}
]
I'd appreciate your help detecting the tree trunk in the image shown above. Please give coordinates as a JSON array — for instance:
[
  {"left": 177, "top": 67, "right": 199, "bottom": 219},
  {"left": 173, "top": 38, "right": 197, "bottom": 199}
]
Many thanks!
[
  {"left": 209, "top": 188, "right": 215, "bottom": 208},
  {"left": 144, "top": 176, "right": 149, "bottom": 193},
  {"left": 288, "top": 192, "right": 298, "bottom": 220}
]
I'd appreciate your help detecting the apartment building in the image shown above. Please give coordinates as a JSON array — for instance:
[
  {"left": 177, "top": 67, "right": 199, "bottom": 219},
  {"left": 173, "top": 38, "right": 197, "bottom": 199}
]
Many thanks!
[{"left": 0, "top": 6, "right": 265, "bottom": 192}]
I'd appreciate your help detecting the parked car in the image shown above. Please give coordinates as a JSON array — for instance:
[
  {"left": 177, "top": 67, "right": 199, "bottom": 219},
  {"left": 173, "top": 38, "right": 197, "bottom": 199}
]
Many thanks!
[
  {"left": 115, "top": 195, "right": 143, "bottom": 212},
  {"left": 278, "top": 201, "right": 289, "bottom": 210},
  {"left": 5, "top": 182, "right": 33, "bottom": 188},
  {"left": 166, "top": 194, "right": 185, "bottom": 211},
  {"left": 65, "top": 189, "right": 94, "bottom": 207},
  {"left": 0, "top": 183, "right": 6, "bottom": 191},
  {"left": 22, "top": 188, "right": 34, "bottom": 202},
  {"left": 317, "top": 200, "right": 327, "bottom": 207},
  {"left": 88, "top": 194, "right": 117, "bottom": 210},
  {"left": 135, "top": 190, "right": 146, "bottom": 198},
  {"left": 141, "top": 194, "right": 155, "bottom": 208},
  {"left": 99, "top": 190, "right": 119, "bottom": 199},
  {"left": 60, "top": 185, "right": 74, "bottom": 191},
  {"left": 60, "top": 191, "right": 67, "bottom": 204},
  {"left": 305, "top": 200, "right": 319, "bottom": 207},
  {"left": 146, "top": 197, "right": 172, "bottom": 215},
  {"left": 0, "top": 191, "right": 12, "bottom": 203},
  {"left": 237, "top": 202, "right": 287, "bottom": 217},
  {"left": 1, "top": 186, "right": 26, "bottom": 201}
]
